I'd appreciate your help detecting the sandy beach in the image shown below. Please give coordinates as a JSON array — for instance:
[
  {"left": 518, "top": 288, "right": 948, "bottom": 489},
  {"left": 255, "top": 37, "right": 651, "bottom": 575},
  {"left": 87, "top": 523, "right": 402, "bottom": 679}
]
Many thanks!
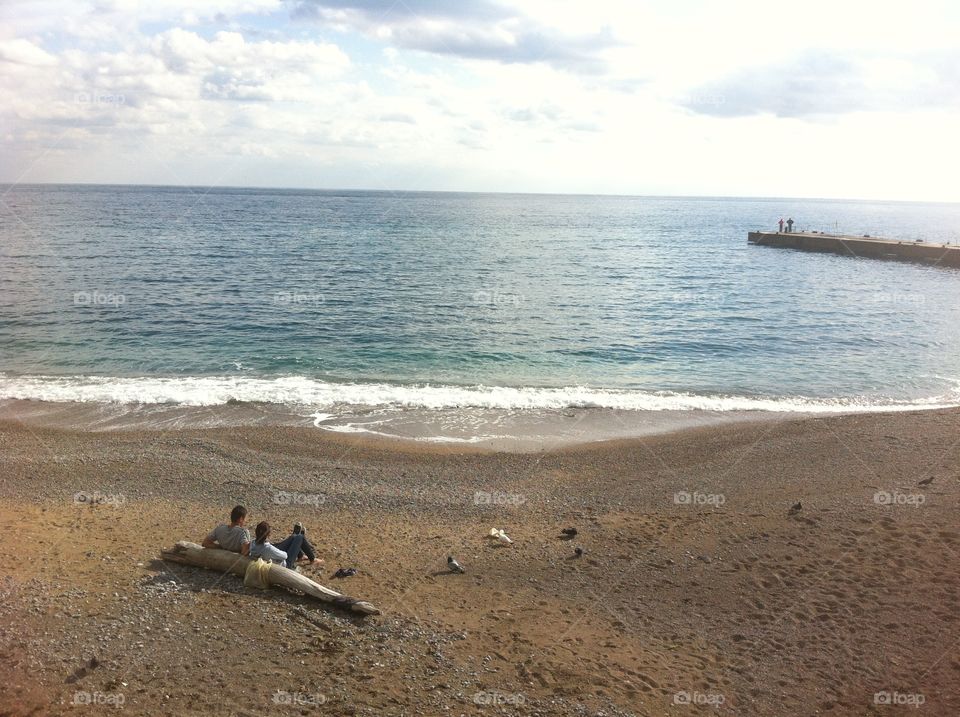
[{"left": 2, "top": 408, "right": 959, "bottom": 716}]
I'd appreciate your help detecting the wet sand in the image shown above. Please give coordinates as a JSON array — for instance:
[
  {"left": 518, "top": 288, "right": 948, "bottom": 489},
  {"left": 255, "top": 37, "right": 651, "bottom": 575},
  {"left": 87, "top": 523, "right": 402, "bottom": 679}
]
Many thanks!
[
  {"left": 1, "top": 408, "right": 959, "bottom": 716},
  {"left": 0, "top": 397, "right": 779, "bottom": 451}
]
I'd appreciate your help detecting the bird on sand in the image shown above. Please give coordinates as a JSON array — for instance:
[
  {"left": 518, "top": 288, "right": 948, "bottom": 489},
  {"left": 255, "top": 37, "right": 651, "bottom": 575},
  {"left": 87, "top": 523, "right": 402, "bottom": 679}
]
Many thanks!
[
  {"left": 788, "top": 501, "right": 802, "bottom": 515},
  {"left": 447, "top": 556, "right": 465, "bottom": 574}
]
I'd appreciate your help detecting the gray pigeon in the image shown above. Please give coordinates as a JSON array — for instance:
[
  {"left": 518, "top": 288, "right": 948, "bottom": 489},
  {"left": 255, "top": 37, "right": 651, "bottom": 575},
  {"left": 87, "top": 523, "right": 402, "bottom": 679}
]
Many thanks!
[{"left": 447, "top": 556, "right": 465, "bottom": 574}]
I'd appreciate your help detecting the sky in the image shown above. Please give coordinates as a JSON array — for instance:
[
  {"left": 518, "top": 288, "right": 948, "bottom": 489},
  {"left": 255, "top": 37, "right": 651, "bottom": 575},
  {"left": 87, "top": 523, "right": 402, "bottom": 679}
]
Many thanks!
[{"left": 1, "top": 0, "right": 959, "bottom": 200}]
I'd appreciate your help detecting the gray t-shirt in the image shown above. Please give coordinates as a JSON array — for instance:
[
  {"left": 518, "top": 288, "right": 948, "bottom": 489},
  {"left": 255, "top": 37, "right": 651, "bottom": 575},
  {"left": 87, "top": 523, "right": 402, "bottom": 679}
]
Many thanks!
[{"left": 206, "top": 524, "right": 251, "bottom": 552}]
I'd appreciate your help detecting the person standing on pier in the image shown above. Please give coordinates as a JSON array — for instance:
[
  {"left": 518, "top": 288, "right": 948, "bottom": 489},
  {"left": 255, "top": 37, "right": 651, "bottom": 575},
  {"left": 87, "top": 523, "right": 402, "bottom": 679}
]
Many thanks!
[
  {"left": 786, "top": 217, "right": 794, "bottom": 233},
  {"left": 778, "top": 218, "right": 784, "bottom": 232}
]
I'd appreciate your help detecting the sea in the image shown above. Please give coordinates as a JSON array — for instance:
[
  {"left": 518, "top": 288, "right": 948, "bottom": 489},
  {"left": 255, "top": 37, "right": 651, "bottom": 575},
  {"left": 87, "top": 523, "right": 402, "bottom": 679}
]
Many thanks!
[{"left": 2, "top": 184, "right": 959, "bottom": 449}]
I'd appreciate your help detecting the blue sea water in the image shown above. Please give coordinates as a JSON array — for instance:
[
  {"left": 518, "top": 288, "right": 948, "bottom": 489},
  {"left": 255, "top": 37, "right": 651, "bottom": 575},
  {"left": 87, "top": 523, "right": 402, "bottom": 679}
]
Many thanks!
[{"left": 1, "top": 184, "right": 959, "bottom": 434}]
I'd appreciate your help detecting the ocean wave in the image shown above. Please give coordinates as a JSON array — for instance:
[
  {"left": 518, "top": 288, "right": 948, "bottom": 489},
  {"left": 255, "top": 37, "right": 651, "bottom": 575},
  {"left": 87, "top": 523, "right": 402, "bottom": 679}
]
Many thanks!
[{"left": 1, "top": 373, "right": 959, "bottom": 414}]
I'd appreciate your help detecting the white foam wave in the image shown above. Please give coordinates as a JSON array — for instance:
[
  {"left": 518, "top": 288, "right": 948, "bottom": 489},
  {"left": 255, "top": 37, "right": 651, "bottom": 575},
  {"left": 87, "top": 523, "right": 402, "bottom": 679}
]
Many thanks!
[
  {"left": 317, "top": 422, "right": 506, "bottom": 444},
  {"left": 1, "top": 373, "right": 958, "bottom": 414},
  {"left": 309, "top": 412, "right": 336, "bottom": 426}
]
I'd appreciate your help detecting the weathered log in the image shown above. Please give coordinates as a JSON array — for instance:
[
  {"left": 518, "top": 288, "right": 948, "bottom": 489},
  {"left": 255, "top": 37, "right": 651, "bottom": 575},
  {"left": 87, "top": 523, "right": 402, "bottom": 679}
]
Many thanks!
[{"left": 160, "top": 541, "right": 379, "bottom": 615}]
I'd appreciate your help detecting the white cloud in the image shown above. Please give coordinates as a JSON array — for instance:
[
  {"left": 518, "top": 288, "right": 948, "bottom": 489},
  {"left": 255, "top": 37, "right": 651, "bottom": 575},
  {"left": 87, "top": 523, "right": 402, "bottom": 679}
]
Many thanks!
[
  {"left": 289, "top": 0, "right": 620, "bottom": 73},
  {"left": 148, "top": 28, "right": 349, "bottom": 101},
  {"left": 680, "top": 49, "right": 960, "bottom": 118},
  {"left": 0, "top": 27, "right": 351, "bottom": 136},
  {"left": 0, "top": 0, "right": 284, "bottom": 39},
  {"left": 0, "top": 0, "right": 958, "bottom": 200},
  {"left": 0, "top": 38, "right": 57, "bottom": 65}
]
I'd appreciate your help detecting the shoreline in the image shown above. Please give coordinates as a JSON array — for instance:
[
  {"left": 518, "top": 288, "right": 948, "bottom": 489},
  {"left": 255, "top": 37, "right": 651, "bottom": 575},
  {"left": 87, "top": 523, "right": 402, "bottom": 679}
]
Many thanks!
[
  {"left": 2, "top": 408, "right": 960, "bottom": 715},
  {"left": 3, "top": 397, "right": 959, "bottom": 453}
]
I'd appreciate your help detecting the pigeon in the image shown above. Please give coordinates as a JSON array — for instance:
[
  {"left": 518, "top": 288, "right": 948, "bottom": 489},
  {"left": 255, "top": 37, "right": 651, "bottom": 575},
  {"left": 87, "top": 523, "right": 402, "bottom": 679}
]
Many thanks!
[
  {"left": 560, "top": 527, "right": 578, "bottom": 538},
  {"left": 788, "top": 502, "right": 802, "bottom": 515},
  {"left": 333, "top": 567, "right": 357, "bottom": 578},
  {"left": 574, "top": 547, "right": 584, "bottom": 558},
  {"left": 447, "top": 556, "right": 465, "bottom": 574},
  {"left": 918, "top": 476, "right": 934, "bottom": 487}
]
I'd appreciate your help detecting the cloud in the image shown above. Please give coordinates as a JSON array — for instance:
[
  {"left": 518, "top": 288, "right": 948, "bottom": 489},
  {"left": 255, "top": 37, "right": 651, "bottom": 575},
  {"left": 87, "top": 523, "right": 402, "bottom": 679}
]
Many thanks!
[
  {"left": 0, "top": 28, "right": 353, "bottom": 156},
  {"left": 287, "top": 0, "right": 618, "bottom": 73},
  {"left": 0, "top": 0, "right": 284, "bottom": 41},
  {"left": 3, "top": 1, "right": 959, "bottom": 201},
  {"left": 395, "top": 24, "right": 615, "bottom": 73},
  {"left": 290, "top": 0, "right": 511, "bottom": 22},
  {"left": 505, "top": 104, "right": 560, "bottom": 123},
  {"left": 502, "top": 101, "right": 600, "bottom": 134},
  {"left": 0, "top": 38, "right": 58, "bottom": 66},
  {"left": 680, "top": 50, "right": 960, "bottom": 118},
  {"left": 150, "top": 29, "right": 349, "bottom": 100},
  {"left": 153, "top": 28, "right": 348, "bottom": 74}
]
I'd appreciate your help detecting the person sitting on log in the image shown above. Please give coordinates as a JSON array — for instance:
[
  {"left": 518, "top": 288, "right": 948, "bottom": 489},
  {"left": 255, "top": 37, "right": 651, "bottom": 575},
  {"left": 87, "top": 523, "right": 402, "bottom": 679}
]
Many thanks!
[
  {"left": 202, "top": 505, "right": 251, "bottom": 555},
  {"left": 249, "top": 521, "right": 319, "bottom": 570}
]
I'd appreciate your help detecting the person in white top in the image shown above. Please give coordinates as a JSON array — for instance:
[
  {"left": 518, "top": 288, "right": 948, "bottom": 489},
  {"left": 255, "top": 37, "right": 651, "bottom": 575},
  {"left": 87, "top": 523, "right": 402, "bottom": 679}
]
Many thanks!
[{"left": 249, "top": 521, "right": 304, "bottom": 569}]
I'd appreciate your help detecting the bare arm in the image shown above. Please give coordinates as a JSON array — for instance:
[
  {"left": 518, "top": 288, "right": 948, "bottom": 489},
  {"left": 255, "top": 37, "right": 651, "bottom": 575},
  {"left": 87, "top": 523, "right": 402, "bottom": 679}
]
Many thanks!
[
  {"left": 240, "top": 541, "right": 250, "bottom": 556},
  {"left": 202, "top": 528, "right": 218, "bottom": 549}
]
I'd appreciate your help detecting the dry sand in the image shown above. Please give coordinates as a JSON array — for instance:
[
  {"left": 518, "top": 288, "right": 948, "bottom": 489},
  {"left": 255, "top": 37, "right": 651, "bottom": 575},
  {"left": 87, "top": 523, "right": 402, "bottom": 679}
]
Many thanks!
[{"left": 1, "top": 409, "right": 959, "bottom": 716}]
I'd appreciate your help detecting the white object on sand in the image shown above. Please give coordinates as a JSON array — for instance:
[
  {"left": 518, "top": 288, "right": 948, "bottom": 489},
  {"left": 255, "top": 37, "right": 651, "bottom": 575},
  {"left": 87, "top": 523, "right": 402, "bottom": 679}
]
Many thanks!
[{"left": 488, "top": 527, "right": 512, "bottom": 544}]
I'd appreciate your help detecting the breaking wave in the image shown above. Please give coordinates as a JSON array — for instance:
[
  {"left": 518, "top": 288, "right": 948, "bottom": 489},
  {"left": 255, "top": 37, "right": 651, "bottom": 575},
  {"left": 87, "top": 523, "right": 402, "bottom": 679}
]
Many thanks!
[{"left": 2, "top": 374, "right": 958, "bottom": 414}]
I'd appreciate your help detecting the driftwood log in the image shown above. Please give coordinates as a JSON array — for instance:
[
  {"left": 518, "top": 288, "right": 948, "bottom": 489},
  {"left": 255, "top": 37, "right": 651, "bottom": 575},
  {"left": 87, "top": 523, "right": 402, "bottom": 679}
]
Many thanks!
[{"left": 160, "top": 541, "right": 379, "bottom": 615}]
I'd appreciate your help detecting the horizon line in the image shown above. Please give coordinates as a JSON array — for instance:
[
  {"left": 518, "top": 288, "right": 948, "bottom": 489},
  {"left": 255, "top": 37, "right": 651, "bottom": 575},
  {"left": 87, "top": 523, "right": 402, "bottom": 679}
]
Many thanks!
[{"left": 2, "top": 180, "right": 958, "bottom": 206}]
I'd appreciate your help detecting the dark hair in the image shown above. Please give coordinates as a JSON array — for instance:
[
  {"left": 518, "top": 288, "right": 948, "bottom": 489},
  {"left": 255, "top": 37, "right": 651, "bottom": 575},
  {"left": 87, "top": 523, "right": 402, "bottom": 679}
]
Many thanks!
[
  {"left": 254, "top": 521, "right": 271, "bottom": 545},
  {"left": 230, "top": 505, "right": 247, "bottom": 524}
]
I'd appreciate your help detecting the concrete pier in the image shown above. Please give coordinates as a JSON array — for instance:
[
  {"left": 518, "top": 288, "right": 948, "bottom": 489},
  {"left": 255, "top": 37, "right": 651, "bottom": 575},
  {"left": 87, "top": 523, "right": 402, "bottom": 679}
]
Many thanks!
[{"left": 747, "top": 231, "right": 960, "bottom": 269}]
